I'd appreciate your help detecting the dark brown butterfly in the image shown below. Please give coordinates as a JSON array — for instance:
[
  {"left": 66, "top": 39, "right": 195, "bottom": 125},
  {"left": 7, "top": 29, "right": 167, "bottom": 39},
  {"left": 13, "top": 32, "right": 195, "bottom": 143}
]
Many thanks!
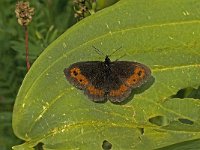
[{"left": 64, "top": 55, "right": 151, "bottom": 103}]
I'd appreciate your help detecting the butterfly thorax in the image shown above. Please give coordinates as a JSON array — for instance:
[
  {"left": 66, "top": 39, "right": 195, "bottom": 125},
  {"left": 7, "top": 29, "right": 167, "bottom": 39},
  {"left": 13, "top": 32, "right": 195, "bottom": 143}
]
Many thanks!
[
  {"left": 103, "top": 56, "right": 112, "bottom": 79},
  {"left": 104, "top": 55, "right": 111, "bottom": 68},
  {"left": 103, "top": 56, "right": 113, "bottom": 91}
]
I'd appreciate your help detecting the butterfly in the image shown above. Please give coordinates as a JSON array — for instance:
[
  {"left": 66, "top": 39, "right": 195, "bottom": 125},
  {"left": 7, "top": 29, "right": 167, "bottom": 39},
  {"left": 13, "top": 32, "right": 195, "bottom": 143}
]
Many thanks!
[{"left": 64, "top": 55, "right": 151, "bottom": 103}]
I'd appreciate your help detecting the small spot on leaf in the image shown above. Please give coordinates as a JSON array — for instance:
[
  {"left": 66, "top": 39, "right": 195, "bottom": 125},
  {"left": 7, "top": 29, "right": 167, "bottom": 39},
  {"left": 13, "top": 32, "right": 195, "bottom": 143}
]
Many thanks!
[
  {"left": 172, "top": 87, "right": 200, "bottom": 99},
  {"left": 138, "top": 128, "right": 144, "bottom": 135},
  {"left": 178, "top": 118, "right": 194, "bottom": 125},
  {"left": 149, "top": 116, "right": 169, "bottom": 126},
  {"left": 33, "top": 142, "right": 44, "bottom": 150},
  {"left": 102, "top": 140, "right": 112, "bottom": 150}
]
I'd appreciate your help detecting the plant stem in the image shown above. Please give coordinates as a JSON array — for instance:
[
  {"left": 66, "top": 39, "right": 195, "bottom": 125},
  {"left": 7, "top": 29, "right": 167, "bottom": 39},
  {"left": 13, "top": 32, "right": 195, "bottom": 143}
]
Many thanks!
[{"left": 24, "top": 26, "right": 30, "bottom": 71}]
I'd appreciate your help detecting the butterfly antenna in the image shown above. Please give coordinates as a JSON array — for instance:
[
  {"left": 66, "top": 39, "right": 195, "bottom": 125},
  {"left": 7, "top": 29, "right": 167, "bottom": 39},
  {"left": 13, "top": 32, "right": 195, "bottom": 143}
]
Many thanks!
[
  {"left": 108, "top": 46, "right": 122, "bottom": 57},
  {"left": 115, "top": 53, "right": 126, "bottom": 61},
  {"left": 92, "top": 46, "right": 105, "bottom": 56}
]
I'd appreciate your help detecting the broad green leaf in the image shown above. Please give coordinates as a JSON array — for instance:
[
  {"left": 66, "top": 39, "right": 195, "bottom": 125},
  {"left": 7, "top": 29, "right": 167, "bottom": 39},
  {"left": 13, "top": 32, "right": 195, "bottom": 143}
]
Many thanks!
[{"left": 13, "top": 0, "right": 200, "bottom": 149}]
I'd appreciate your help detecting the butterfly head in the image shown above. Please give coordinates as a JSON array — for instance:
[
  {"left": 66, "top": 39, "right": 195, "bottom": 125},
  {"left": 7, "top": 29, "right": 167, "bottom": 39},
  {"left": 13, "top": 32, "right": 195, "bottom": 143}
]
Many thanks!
[{"left": 104, "top": 55, "right": 111, "bottom": 66}]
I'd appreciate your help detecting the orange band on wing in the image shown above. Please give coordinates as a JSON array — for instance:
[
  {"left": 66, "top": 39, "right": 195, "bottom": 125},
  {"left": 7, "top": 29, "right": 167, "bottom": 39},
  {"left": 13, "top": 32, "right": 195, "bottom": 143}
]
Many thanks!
[
  {"left": 70, "top": 68, "right": 89, "bottom": 85},
  {"left": 87, "top": 85, "right": 104, "bottom": 96},
  {"left": 70, "top": 68, "right": 81, "bottom": 78},
  {"left": 126, "top": 67, "right": 145, "bottom": 86},
  {"left": 109, "top": 84, "right": 129, "bottom": 97}
]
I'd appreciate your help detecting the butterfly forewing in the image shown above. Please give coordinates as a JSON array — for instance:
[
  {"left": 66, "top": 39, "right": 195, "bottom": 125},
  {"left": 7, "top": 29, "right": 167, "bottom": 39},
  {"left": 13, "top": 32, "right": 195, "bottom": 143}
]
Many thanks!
[{"left": 111, "top": 61, "right": 151, "bottom": 87}]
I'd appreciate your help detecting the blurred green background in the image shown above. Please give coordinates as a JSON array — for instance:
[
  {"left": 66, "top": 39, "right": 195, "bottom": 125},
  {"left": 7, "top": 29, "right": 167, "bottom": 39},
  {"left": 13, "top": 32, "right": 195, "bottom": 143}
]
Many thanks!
[{"left": 0, "top": 0, "right": 75, "bottom": 149}]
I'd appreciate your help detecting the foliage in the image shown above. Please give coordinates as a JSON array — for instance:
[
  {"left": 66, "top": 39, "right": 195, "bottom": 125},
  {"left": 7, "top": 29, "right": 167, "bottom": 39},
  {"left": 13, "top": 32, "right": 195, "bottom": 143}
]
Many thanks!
[
  {"left": 0, "top": 0, "right": 75, "bottom": 149},
  {"left": 12, "top": 0, "right": 200, "bottom": 149}
]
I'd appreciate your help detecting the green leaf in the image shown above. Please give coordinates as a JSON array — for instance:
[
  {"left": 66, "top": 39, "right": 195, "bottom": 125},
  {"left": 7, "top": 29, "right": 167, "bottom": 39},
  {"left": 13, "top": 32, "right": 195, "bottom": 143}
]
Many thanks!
[{"left": 12, "top": 0, "right": 200, "bottom": 149}]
